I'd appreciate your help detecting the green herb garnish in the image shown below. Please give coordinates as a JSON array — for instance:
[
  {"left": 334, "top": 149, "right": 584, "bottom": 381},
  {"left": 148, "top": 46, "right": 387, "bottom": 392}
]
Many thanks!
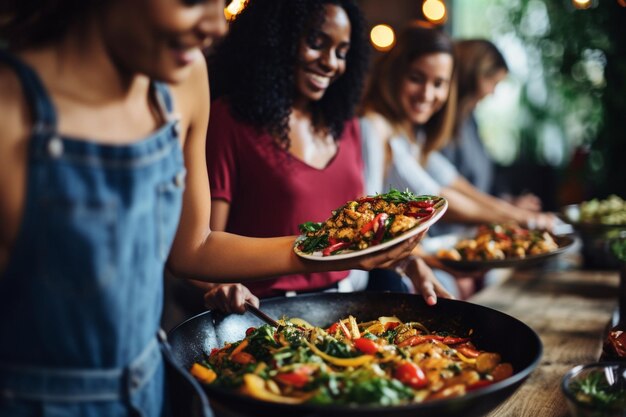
[{"left": 569, "top": 370, "right": 626, "bottom": 410}]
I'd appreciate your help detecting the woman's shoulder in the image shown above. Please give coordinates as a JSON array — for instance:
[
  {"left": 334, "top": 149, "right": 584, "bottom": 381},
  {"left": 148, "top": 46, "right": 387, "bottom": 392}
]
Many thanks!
[
  {"left": 360, "top": 111, "right": 394, "bottom": 141},
  {"left": 0, "top": 62, "right": 29, "bottom": 144}
]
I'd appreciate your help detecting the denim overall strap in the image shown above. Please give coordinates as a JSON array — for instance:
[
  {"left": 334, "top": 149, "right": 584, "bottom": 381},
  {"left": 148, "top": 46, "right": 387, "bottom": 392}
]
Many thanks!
[
  {"left": 0, "top": 50, "right": 211, "bottom": 417},
  {"left": 0, "top": 48, "right": 56, "bottom": 135}
]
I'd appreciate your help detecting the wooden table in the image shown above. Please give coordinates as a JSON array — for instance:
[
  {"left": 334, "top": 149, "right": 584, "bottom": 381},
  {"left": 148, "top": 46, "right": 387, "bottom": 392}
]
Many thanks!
[{"left": 468, "top": 251, "right": 619, "bottom": 417}]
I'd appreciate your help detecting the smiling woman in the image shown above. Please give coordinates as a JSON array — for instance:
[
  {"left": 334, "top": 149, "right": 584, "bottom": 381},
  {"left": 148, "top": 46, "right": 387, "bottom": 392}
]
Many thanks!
[{"left": 166, "top": 0, "right": 376, "bottom": 315}]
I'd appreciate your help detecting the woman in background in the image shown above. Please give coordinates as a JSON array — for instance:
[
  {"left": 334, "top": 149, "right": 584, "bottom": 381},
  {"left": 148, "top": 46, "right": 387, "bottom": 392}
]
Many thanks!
[
  {"left": 440, "top": 39, "right": 541, "bottom": 214},
  {"left": 360, "top": 23, "right": 554, "bottom": 239},
  {"left": 359, "top": 23, "right": 555, "bottom": 297}
]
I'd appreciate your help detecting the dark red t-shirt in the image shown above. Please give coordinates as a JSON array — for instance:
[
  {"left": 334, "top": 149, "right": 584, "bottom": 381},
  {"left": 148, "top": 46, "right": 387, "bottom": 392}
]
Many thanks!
[{"left": 206, "top": 99, "right": 364, "bottom": 297}]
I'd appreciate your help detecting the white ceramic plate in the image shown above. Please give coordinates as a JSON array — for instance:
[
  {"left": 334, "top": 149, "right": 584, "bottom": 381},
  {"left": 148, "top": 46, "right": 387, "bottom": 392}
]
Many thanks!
[{"left": 294, "top": 199, "right": 448, "bottom": 261}]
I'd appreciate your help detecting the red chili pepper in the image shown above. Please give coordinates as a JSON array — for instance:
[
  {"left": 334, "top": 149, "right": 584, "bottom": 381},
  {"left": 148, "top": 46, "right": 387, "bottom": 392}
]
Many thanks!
[
  {"left": 354, "top": 337, "right": 379, "bottom": 355},
  {"left": 442, "top": 336, "right": 470, "bottom": 345},
  {"left": 397, "top": 334, "right": 443, "bottom": 347},
  {"left": 322, "top": 241, "right": 351, "bottom": 256},
  {"left": 394, "top": 362, "right": 427, "bottom": 389},
  {"left": 371, "top": 213, "right": 389, "bottom": 245}
]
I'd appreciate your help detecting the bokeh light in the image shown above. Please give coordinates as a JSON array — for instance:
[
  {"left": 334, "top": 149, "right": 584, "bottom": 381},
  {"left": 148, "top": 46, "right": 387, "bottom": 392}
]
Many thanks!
[
  {"left": 422, "top": 0, "right": 447, "bottom": 24},
  {"left": 571, "top": 0, "right": 592, "bottom": 9},
  {"left": 224, "top": 0, "right": 247, "bottom": 21},
  {"left": 370, "top": 24, "right": 396, "bottom": 51}
]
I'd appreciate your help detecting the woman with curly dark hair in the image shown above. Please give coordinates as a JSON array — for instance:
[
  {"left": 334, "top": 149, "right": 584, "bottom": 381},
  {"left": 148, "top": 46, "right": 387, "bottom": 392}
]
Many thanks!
[{"left": 161, "top": 0, "right": 451, "bottom": 317}]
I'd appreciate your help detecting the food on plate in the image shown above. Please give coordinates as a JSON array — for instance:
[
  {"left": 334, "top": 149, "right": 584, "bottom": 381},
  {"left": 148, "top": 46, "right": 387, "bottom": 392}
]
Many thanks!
[
  {"left": 579, "top": 194, "right": 626, "bottom": 225},
  {"left": 296, "top": 189, "right": 445, "bottom": 256},
  {"left": 190, "top": 316, "right": 513, "bottom": 406},
  {"left": 437, "top": 223, "right": 559, "bottom": 262}
]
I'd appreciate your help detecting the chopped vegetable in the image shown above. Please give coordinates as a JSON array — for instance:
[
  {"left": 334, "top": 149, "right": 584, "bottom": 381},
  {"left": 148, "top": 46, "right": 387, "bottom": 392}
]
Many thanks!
[{"left": 191, "top": 317, "right": 514, "bottom": 406}]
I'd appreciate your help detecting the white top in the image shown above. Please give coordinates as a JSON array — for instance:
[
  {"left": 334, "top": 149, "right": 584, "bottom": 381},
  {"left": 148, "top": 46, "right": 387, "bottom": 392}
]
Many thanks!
[{"left": 360, "top": 116, "right": 459, "bottom": 196}]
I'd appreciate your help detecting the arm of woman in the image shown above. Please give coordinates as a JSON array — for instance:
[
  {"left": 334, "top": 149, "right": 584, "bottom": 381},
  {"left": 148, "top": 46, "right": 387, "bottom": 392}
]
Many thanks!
[
  {"left": 167, "top": 60, "right": 420, "bottom": 283},
  {"left": 448, "top": 176, "right": 555, "bottom": 229},
  {"left": 201, "top": 200, "right": 260, "bottom": 313}
]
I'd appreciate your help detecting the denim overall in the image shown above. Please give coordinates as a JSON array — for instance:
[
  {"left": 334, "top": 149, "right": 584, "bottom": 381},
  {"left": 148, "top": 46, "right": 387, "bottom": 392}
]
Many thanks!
[{"left": 0, "top": 50, "right": 212, "bottom": 416}]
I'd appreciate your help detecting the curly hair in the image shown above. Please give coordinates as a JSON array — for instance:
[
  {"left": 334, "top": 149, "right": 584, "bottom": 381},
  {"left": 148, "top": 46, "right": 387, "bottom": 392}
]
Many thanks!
[{"left": 209, "top": 0, "right": 369, "bottom": 148}]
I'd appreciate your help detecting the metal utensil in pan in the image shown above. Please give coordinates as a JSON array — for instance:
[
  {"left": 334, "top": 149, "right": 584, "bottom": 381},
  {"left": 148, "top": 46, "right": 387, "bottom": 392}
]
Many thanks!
[
  {"left": 244, "top": 301, "right": 280, "bottom": 327},
  {"left": 169, "top": 292, "right": 542, "bottom": 417}
]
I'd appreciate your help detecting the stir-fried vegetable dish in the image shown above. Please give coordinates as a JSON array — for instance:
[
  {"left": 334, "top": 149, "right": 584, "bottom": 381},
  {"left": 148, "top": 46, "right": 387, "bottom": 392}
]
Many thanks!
[
  {"left": 190, "top": 316, "right": 513, "bottom": 406},
  {"left": 296, "top": 189, "right": 445, "bottom": 256},
  {"left": 579, "top": 194, "right": 626, "bottom": 225},
  {"left": 437, "top": 223, "right": 559, "bottom": 262}
]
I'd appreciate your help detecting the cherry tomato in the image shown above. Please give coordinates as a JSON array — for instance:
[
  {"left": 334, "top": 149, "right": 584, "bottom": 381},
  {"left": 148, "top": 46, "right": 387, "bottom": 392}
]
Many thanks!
[
  {"left": 245, "top": 327, "right": 256, "bottom": 336},
  {"left": 394, "top": 362, "right": 427, "bottom": 389},
  {"left": 354, "top": 337, "right": 379, "bottom": 355},
  {"left": 275, "top": 365, "right": 315, "bottom": 388}
]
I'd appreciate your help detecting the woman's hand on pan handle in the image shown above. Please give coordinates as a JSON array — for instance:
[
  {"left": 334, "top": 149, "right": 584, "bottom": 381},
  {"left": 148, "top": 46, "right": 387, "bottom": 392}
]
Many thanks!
[{"left": 203, "top": 283, "right": 260, "bottom": 314}]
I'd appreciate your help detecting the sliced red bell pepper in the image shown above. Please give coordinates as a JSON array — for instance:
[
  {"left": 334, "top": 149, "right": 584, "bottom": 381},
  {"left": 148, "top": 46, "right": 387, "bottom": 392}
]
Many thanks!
[
  {"left": 360, "top": 213, "right": 386, "bottom": 235},
  {"left": 371, "top": 213, "right": 389, "bottom": 245},
  {"left": 322, "top": 241, "right": 351, "bottom": 256},
  {"left": 327, "top": 322, "right": 339, "bottom": 334}
]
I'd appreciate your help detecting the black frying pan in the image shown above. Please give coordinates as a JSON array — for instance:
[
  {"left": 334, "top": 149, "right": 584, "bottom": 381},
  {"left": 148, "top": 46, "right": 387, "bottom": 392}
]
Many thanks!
[{"left": 168, "top": 292, "right": 542, "bottom": 417}]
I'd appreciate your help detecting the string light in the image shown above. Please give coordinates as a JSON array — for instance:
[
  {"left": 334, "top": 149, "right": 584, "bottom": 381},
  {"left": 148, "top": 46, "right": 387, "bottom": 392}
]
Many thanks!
[
  {"left": 571, "top": 0, "right": 592, "bottom": 9},
  {"left": 224, "top": 0, "right": 247, "bottom": 21},
  {"left": 422, "top": 0, "right": 447, "bottom": 24},
  {"left": 370, "top": 24, "right": 395, "bottom": 51}
]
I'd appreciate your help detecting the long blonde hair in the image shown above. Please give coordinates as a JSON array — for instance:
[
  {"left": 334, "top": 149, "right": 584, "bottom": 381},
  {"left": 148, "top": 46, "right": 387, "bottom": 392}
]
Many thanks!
[{"left": 361, "top": 21, "right": 457, "bottom": 164}]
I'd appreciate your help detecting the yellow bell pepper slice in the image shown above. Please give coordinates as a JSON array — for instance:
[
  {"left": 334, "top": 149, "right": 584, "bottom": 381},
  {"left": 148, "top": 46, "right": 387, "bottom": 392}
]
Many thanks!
[
  {"left": 241, "top": 374, "right": 313, "bottom": 404},
  {"left": 304, "top": 340, "right": 374, "bottom": 367},
  {"left": 190, "top": 363, "right": 217, "bottom": 384}
]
